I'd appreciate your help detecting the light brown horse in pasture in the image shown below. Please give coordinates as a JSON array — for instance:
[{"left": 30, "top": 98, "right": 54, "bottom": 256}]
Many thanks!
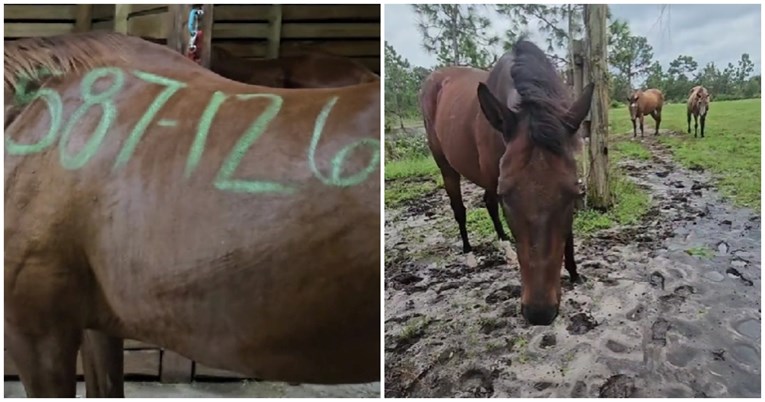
[
  {"left": 210, "top": 46, "right": 379, "bottom": 88},
  {"left": 687, "top": 85, "right": 711, "bottom": 138},
  {"left": 5, "top": 31, "right": 380, "bottom": 397},
  {"left": 627, "top": 88, "right": 664, "bottom": 137},
  {"left": 420, "top": 39, "right": 593, "bottom": 325}
]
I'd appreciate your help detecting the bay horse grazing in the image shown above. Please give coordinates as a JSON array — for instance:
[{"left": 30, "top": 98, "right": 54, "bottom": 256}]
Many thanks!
[
  {"left": 420, "top": 39, "right": 593, "bottom": 325},
  {"left": 687, "top": 85, "right": 711, "bottom": 137},
  {"left": 5, "top": 31, "right": 380, "bottom": 397},
  {"left": 210, "top": 46, "right": 380, "bottom": 88},
  {"left": 627, "top": 88, "right": 663, "bottom": 137}
]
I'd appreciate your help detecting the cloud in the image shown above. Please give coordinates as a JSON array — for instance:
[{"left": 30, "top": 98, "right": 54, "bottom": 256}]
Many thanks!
[{"left": 385, "top": 4, "right": 761, "bottom": 77}]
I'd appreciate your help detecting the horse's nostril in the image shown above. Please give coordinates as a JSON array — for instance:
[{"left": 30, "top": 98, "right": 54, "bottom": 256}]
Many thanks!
[{"left": 521, "top": 304, "right": 558, "bottom": 326}]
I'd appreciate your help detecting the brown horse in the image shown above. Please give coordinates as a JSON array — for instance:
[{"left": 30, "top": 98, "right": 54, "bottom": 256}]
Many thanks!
[
  {"left": 5, "top": 31, "right": 380, "bottom": 397},
  {"left": 420, "top": 39, "right": 593, "bottom": 325},
  {"left": 627, "top": 88, "right": 663, "bottom": 137},
  {"left": 210, "top": 46, "right": 379, "bottom": 88},
  {"left": 687, "top": 85, "right": 711, "bottom": 138}
]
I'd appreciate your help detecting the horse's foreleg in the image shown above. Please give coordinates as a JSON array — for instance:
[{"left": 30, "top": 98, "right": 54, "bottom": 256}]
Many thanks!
[
  {"left": 700, "top": 114, "right": 706, "bottom": 138},
  {"left": 483, "top": 191, "right": 509, "bottom": 242},
  {"left": 433, "top": 154, "right": 471, "bottom": 253},
  {"left": 694, "top": 114, "right": 699, "bottom": 138},
  {"left": 687, "top": 111, "right": 691, "bottom": 133},
  {"left": 631, "top": 118, "right": 637, "bottom": 138},
  {"left": 6, "top": 324, "right": 81, "bottom": 397},
  {"left": 564, "top": 231, "right": 581, "bottom": 283},
  {"left": 82, "top": 330, "right": 125, "bottom": 397}
]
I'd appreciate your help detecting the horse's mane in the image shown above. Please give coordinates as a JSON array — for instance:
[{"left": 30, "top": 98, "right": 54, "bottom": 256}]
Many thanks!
[
  {"left": 4, "top": 31, "right": 180, "bottom": 94},
  {"left": 507, "top": 39, "right": 573, "bottom": 155}
]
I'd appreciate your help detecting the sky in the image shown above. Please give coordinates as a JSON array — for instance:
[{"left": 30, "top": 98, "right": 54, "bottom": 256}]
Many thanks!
[{"left": 384, "top": 4, "right": 762, "bottom": 82}]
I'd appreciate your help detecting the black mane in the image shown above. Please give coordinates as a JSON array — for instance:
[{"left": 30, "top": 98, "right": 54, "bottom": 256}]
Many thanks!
[{"left": 509, "top": 39, "right": 572, "bottom": 155}]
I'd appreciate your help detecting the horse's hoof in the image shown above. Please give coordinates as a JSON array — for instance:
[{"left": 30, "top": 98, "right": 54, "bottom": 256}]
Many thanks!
[
  {"left": 462, "top": 245, "right": 473, "bottom": 254},
  {"left": 571, "top": 274, "right": 586, "bottom": 285},
  {"left": 499, "top": 234, "right": 510, "bottom": 242}
]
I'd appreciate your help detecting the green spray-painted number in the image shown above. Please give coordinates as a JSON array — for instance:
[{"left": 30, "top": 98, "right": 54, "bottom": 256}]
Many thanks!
[
  {"left": 113, "top": 70, "right": 187, "bottom": 170},
  {"left": 59, "top": 67, "right": 124, "bottom": 170},
  {"left": 185, "top": 91, "right": 229, "bottom": 178},
  {"left": 6, "top": 88, "right": 64, "bottom": 155},
  {"left": 214, "top": 94, "right": 296, "bottom": 194},
  {"left": 308, "top": 96, "right": 380, "bottom": 187},
  {"left": 12, "top": 67, "right": 62, "bottom": 106}
]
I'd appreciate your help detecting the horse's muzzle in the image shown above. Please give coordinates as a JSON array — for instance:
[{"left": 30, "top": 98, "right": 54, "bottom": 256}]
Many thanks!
[{"left": 521, "top": 304, "right": 558, "bottom": 325}]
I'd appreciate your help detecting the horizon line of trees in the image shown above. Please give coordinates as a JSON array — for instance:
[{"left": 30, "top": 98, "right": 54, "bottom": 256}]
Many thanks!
[{"left": 385, "top": 4, "right": 760, "bottom": 128}]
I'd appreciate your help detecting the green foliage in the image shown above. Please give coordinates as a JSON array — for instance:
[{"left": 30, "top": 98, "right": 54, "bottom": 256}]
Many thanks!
[
  {"left": 608, "top": 18, "right": 654, "bottom": 89},
  {"left": 413, "top": 4, "right": 500, "bottom": 69},
  {"left": 384, "top": 42, "right": 425, "bottom": 130}
]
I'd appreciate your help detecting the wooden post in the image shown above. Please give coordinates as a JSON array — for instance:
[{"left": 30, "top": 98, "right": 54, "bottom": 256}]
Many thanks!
[
  {"left": 74, "top": 5, "right": 93, "bottom": 33},
  {"left": 198, "top": 5, "right": 214, "bottom": 68},
  {"left": 160, "top": 350, "right": 193, "bottom": 383},
  {"left": 114, "top": 4, "right": 130, "bottom": 34},
  {"left": 584, "top": 4, "right": 612, "bottom": 210},
  {"left": 167, "top": 4, "right": 214, "bottom": 68},
  {"left": 266, "top": 5, "right": 283, "bottom": 59}
]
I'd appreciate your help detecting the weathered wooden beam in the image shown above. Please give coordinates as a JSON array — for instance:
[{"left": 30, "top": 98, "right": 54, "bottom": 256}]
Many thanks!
[
  {"left": 266, "top": 5, "right": 283, "bottom": 59},
  {"left": 74, "top": 5, "right": 94, "bottom": 33},
  {"left": 114, "top": 4, "right": 130, "bottom": 34},
  {"left": 198, "top": 4, "right": 214, "bottom": 68},
  {"left": 167, "top": 4, "right": 192, "bottom": 54},
  {"left": 584, "top": 4, "right": 612, "bottom": 209}
]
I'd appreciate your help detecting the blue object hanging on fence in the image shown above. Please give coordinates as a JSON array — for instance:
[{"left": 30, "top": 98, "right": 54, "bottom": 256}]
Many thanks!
[{"left": 188, "top": 9, "right": 202, "bottom": 36}]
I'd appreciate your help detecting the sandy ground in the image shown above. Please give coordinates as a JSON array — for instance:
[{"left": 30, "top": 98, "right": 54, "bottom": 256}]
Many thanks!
[
  {"left": 4, "top": 380, "right": 380, "bottom": 398},
  {"left": 384, "top": 132, "right": 760, "bottom": 397}
]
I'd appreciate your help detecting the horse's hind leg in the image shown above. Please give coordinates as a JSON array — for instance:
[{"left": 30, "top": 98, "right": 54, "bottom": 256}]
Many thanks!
[
  {"left": 82, "top": 330, "right": 125, "bottom": 397},
  {"left": 651, "top": 110, "right": 661, "bottom": 136},
  {"left": 483, "top": 191, "right": 509, "bottom": 242},
  {"left": 687, "top": 111, "right": 691, "bottom": 133},
  {"left": 5, "top": 324, "right": 81, "bottom": 397},
  {"left": 432, "top": 154, "right": 471, "bottom": 253}
]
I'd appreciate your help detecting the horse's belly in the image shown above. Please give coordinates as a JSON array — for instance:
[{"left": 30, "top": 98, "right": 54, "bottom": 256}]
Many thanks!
[{"left": 89, "top": 186, "right": 379, "bottom": 383}]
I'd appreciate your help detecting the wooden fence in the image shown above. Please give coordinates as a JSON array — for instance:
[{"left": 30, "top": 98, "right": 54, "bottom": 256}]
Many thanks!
[
  {"left": 3, "top": 3, "right": 380, "bottom": 383},
  {"left": 4, "top": 4, "right": 380, "bottom": 73}
]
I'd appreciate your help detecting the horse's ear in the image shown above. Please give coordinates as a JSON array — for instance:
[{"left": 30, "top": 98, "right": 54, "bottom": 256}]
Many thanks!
[
  {"left": 477, "top": 83, "right": 516, "bottom": 142},
  {"left": 564, "top": 83, "right": 594, "bottom": 133}
]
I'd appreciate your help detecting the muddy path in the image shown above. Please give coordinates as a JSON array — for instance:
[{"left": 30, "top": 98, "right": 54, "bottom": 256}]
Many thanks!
[{"left": 384, "top": 131, "right": 760, "bottom": 398}]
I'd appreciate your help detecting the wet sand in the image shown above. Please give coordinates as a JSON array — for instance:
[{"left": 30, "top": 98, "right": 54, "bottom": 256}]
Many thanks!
[{"left": 384, "top": 131, "right": 760, "bottom": 397}]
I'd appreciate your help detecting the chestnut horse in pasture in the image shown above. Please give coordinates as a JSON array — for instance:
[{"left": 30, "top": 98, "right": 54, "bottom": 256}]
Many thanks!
[
  {"left": 687, "top": 85, "right": 711, "bottom": 138},
  {"left": 420, "top": 39, "right": 593, "bottom": 325},
  {"left": 210, "top": 46, "right": 379, "bottom": 88},
  {"left": 4, "top": 32, "right": 380, "bottom": 397},
  {"left": 628, "top": 88, "right": 664, "bottom": 137}
]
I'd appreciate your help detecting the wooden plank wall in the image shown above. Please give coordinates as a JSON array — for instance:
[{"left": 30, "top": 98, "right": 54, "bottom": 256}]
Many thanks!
[{"left": 213, "top": 4, "right": 381, "bottom": 73}]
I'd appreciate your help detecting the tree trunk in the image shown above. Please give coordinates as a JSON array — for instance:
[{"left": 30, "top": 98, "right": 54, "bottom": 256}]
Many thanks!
[
  {"left": 450, "top": 6, "right": 460, "bottom": 65},
  {"left": 584, "top": 4, "right": 612, "bottom": 210}
]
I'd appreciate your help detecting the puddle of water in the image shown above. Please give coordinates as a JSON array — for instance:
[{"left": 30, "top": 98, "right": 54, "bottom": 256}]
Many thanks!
[{"left": 734, "top": 318, "right": 761, "bottom": 340}]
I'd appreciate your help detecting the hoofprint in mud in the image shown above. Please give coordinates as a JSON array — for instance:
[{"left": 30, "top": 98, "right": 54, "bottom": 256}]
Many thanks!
[{"left": 384, "top": 131, "right": 760, "bottom": 398}]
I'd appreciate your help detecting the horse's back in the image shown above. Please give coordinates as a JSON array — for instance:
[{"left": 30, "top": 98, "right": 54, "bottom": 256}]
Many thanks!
[{"left": 420, "top": 67, "right": 496, "bottom": 187}]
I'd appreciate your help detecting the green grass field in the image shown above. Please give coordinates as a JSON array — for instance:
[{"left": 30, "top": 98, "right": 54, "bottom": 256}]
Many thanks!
[
  {"left": 609, "top": 98, "right": 761, "bottom": 209},
  {"left": 385, "top": 98, "right": 760, "bottom": 240}
]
